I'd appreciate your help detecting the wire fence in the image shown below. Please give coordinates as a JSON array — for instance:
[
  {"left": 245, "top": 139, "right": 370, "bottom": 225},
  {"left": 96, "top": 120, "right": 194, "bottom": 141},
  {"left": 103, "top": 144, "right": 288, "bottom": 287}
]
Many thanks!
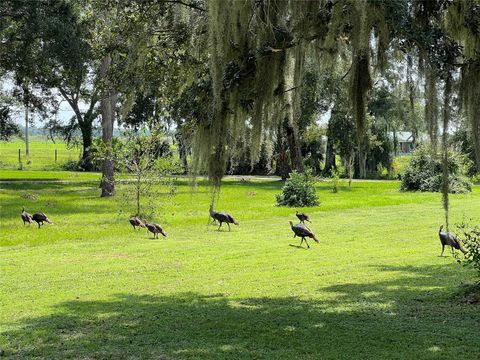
[{"left": 0, "top": 143, "right": 82, "bottom": 171}]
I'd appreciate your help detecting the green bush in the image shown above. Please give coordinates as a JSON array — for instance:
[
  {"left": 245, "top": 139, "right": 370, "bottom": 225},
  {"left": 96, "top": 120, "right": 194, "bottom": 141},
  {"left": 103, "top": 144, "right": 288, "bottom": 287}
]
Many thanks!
[
  {"left": 276, "top": 170, "right": 320, "bottom": 207},
  {"left": 456, "top": 220, "right": 480, "bottom": 282},
  {"left": 331, "top": 169, "right": 340, "bottom": 193},
  {"left": 401, "top": 146, "right": 472, "bottom": 194},
  {"left": 61, "top": 159, "right": 82, "bottom": 171},
  {"left": 377, "top": 163, "right": 389, "bottom": 179}
]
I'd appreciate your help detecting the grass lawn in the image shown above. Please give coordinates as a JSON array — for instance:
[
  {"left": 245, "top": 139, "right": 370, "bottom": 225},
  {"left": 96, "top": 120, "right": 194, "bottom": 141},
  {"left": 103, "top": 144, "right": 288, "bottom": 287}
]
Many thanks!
[
  {"left": 0, "top": 175, "right": 479, "bottom": 359},
  {"left": 0, "top": 137, "right": 81, "bottom": 171}
]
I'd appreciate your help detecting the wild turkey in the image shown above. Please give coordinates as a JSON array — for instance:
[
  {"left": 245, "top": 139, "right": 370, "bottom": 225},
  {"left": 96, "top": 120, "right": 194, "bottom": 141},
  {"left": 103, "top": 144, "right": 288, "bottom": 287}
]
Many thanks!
[
  {"left": 32, "top": 212, "right": 53, "bottom": 228},
  {"left": 296, "top": 211, "right": 311, "bottom": 223},
  {"left": 129, "top": 216, "right": 145, "bottom": 230},
  {"left": 208, "top": 204, "right": 217, "bottom": 224},
  {"left": 289, "top": 221, "right": 319, "bottom": 248},
  {"left": 145, "top": 221, "right": 167, "bottom": 239},
  {"left": 209, "top": 205, "right": 239, "bottom": 231},
  {"left": 439, "top": 225, "right": 467, "bottom": 256},
  {"left": 21, "top": 207, "right": 33, "bottom": 225}
]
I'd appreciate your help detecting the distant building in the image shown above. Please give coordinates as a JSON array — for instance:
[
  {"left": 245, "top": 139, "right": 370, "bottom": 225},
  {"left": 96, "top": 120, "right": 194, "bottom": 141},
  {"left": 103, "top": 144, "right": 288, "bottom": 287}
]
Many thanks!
[
  {"left": 389, "top": 131, "right": 425, "bottom": 155},
  {"left": 397, "top": 131, "right": 415, "bottom": 154}
]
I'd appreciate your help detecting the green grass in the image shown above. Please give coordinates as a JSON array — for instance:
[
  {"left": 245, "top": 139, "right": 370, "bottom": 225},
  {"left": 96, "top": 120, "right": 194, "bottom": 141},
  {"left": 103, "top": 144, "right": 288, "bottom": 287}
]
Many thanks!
[
  {"left": 1, "top": 176, "right": 479, "bottom": 359},
  {"left": 0, "top": 137, "right": 81, "bottom": 170}
]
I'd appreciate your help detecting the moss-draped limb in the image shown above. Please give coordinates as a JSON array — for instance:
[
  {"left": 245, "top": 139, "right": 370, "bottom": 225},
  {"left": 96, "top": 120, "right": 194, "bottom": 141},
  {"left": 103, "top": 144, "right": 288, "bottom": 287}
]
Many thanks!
[{"left": 441, "top": 74, "right": 452, "bottom": 231}]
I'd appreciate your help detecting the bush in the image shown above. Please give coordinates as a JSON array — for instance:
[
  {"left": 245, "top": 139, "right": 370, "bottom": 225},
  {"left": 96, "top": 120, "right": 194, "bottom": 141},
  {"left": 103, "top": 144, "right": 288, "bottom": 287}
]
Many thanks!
[
  {"left": 456, "top": 220, "right": 480, "bottom": 282},
  {"left": 61, "top": 159, "right": 82, "bottom": 171},
  {"left": 401, "top": 146, "right": 472, "bottom": 193},
  {"left": 276, "top": 170, "right": 320, "bottom": 207},
  {"left": 331, "top": 169, "right": 340, "bottom": 193},
  {"left": 377, "top": 163, "right": 389, "bottom": 179}
]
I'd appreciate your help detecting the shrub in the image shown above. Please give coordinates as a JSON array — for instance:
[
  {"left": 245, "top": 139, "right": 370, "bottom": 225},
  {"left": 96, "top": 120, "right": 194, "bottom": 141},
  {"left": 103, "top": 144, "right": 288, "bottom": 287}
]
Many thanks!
[
  {"left": 401, "top": 146, "right": 472, "bottom": 193},
  {"left": 377, "top": 163, "right": 389, "bottom": 179},
  {"left": 331, "top": 169, "right": 340, "bottom": 193},
  {"left": 276, "top": 170, "right": 320, "bottom": 207},
  {"left": 61, "top": 159, "right": 82, "bottom": 171},
  {"left": 455, "top": 220, "right": 480, "bottom": 282}
]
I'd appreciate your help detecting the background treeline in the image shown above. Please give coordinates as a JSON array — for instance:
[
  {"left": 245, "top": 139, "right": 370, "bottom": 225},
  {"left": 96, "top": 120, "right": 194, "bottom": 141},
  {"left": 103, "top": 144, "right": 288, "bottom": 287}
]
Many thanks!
[{"left": 1, "top": 0, "right": 479, "bottom": 187}]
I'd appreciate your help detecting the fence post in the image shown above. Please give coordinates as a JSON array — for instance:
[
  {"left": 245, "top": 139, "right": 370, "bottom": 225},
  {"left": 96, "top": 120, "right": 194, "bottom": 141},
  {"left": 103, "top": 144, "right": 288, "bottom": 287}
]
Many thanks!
[
  {"left": 55, "top": 149, "right": 58, "bottom": 163},
  {"left": 18, "top": 149, "right": 21, "bottom": 163}
]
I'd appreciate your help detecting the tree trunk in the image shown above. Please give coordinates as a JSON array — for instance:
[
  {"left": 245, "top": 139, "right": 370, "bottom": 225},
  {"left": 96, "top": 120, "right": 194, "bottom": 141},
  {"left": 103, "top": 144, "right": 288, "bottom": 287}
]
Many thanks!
[
  {"left": 358, "top": 149, "right": 367, "bottom": 179},
  {"left": 100, "top": 55, "right": 116, "bottom": 197},
  {"left": 79, "top": 124, "right": 93, "bottom": 171},
  {"left": 348, "top": 151, "right": 355, "bottom": 187},
  {"left": 22, "top": 84, "right": 31, "bottom": 165},
  {"left": 24, "top": 102, "right": 30, "bottom": 164},
  {"left": 177, "top": 133, "right": 189, "bottom": 174},
  {"left": 275, "top": 124, "right": 291, "bottom": 180},
  {"left": 276, "top": 148, "right": 290, "bottom": 180},
  {"left": 324, "top": 136, "right": 335, "bottom": 175},
  {"left": 283, "top": 116, "right": 304, "bottom": 173},
  {"left": 180, "top": 148, "right": 188, "bottom": 174},
  {"left": 57, "top": 88, "right": 98, "bottom": 172},
  {"left": 392, "top": 130, "right": 398, "bottom": 156}
]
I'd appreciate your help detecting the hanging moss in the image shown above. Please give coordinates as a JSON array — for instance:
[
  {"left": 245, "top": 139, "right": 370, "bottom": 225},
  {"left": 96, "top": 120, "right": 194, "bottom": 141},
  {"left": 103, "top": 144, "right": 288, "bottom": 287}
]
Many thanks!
[
  {"left": 445, "top": 1, "right": 480, "bottom": 168},
  {"left": 203, "top": 0, "right": 251, "bottom": 185},
  {"left": 348, "top": 1, "right": 372, "bottom": 178},
  {"left": 350, "top": 50, "right": 371, "bottom": 178},
  {"left": 461, "top": 62, "right": 480, "bottom": 166},
  {"left": 202, "top": 0, "right": 326, "bottom": 186},
  {"left": 424, "top": 65, "right": 439, "bottom": 150},
  {"left": 442, "top": 75, "right": 452, "bottom": 231},
  {"left": 200, "top": 0, "right": 396, "bottom": 185}
]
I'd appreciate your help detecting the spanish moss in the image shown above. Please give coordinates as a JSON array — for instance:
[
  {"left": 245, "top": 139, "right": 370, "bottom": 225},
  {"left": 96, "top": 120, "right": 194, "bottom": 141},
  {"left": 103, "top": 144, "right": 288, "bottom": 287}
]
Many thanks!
[
  {"left": 441, "top": 75, "right": 452, "bottom": 231},
  {"left": 446, "top": 0, "right": 480, "bottom": 168},
  {"left": 425, "top": 65, "right": 439, "bottom": 151}
]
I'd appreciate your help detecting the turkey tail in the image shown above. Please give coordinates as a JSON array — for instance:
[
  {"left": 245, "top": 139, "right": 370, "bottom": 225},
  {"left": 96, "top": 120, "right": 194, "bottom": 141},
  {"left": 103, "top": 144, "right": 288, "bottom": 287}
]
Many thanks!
[{"left": 451, "top": 237, "right": 467, "bottom": 254}]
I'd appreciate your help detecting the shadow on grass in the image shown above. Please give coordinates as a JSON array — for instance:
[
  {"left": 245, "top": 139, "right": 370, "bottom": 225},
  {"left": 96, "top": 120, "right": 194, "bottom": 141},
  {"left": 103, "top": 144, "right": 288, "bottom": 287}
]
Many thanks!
[
  {"left": 0, "top": 182, "right": 99, "bottom": 192},
  {"left": 288, "top": 243, "right": 309, "bottom": 250},
  {"left": 2, "top": 265, "right": 479, "bottom": 359}
]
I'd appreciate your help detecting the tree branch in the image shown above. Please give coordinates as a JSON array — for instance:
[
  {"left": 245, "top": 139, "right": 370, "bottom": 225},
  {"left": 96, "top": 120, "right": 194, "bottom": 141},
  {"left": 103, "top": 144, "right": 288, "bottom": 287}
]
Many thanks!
[
  {"left": 279, "top": 86, "right": 300, "bottom": 94},
  {"left": 341, "top": 63, "right": 353, "bottom": 81},
  {"left": 58, "top": 87, "right": 81, "bottom": 121},
  {"left": 163, "top": 0, "right": 206, "bottom": 12},
  {"left": 85, "top": 91, "right": 99, "bottom": 118}
]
